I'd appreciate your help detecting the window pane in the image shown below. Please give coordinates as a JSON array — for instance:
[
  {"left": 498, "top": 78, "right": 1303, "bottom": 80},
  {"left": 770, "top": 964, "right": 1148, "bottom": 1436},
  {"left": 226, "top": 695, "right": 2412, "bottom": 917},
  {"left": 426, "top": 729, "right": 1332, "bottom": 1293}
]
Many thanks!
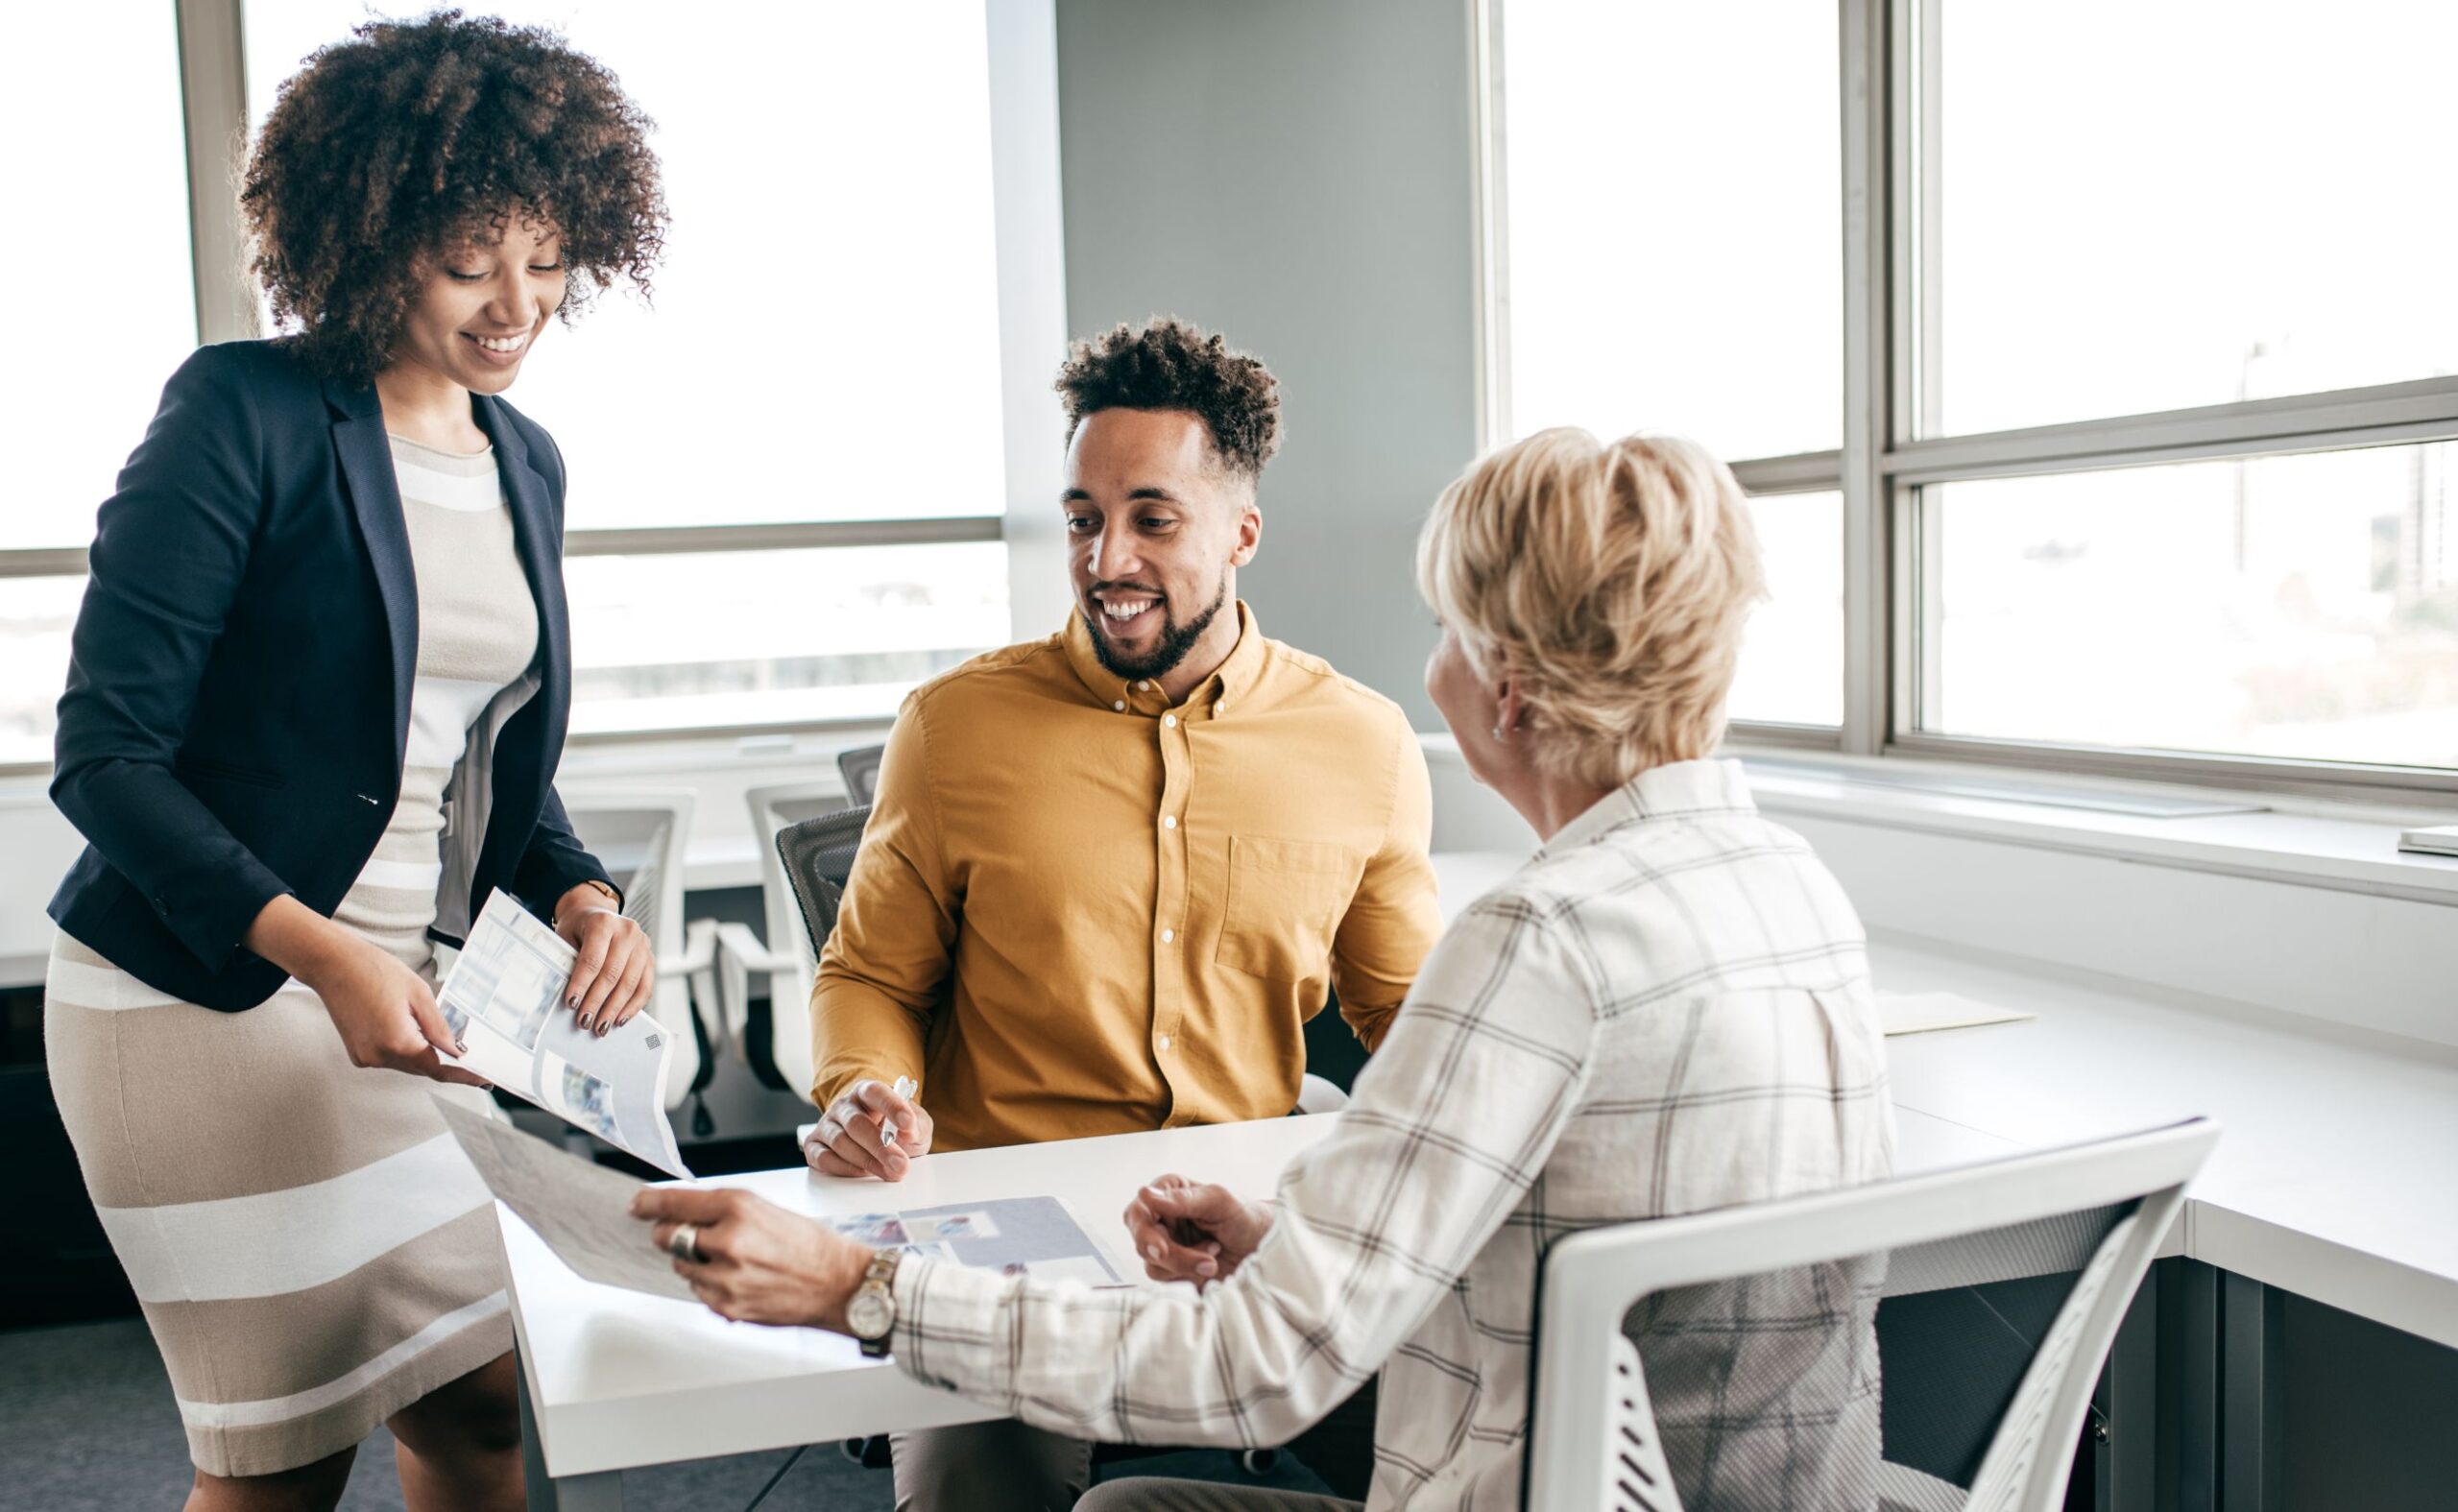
[
  {"left": 0, "top": 578, "right": 85, "bottom": 766},
  {"left": 1729, "top": 491, "right": 1844, "bottom": 729},
  {"left": 566, "top": 542, "right": 1008, "bottom": 735},
  {"left": 1935, "top": 1, "right": 2458, "bottom": 435},
  {"left": 0, "top": 13, "right": 195, "bottom": 549},
  {"left": 1925, "top": 446, "right": 2458, "bottom": 769},
  {"left": 1500, "top": 0, "right": 1840, "bottom": 462},
  {"left": 244, "top": 1, "right": 1008, "bottom": 528}
]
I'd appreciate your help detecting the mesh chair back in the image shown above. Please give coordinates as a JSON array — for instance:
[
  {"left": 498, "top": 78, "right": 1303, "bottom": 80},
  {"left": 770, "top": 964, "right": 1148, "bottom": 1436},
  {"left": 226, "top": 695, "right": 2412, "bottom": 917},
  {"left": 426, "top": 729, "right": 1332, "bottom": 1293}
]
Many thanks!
[
  {"left": 1528, "top": 1120, "right": 2218, "bottom": 1512},
  {"left": 621, "top": 821, "right": 668, "bottom": 943},
  {"left": 776, "top": 805, "right": 874, "bottom": 965},
  {"left": 836, "top": 744, "right": 887, "bottom": 806}
]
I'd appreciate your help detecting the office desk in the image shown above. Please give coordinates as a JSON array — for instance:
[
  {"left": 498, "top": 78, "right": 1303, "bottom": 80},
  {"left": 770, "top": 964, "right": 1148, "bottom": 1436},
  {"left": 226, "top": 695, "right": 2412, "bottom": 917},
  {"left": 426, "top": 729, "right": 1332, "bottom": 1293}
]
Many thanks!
[
  {"left": 1430, "top": 848, "right": 2458, "bottom": 1349},
  {"left": 510, "top": 1079, "right": 2029, "bottom": 1507}
]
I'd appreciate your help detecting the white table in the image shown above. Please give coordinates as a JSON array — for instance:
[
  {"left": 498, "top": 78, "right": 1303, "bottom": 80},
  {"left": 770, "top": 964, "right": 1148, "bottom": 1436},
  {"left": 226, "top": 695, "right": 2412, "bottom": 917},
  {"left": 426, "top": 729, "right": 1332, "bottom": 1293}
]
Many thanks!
[
  {"left": 513, "top": 849, "right": 2458, "bottom": 1505},
  {"left": 508, "top": 1074, "right": 2027, "bottom": 1506},
  {"left": 1433, "top": 848, "right": 2458, "bottom": 1347},
  {"left": 513, "top": 1115, "right": 1340, "bottom": 1508}
]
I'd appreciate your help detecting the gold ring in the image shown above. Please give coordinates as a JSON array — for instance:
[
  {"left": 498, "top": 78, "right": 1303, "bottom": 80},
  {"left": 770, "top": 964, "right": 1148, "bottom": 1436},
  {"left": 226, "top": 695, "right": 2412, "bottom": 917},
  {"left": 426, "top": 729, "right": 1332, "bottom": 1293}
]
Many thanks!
[{"left": 668, "top": 1221, "right": 704, "bottom": 1262}]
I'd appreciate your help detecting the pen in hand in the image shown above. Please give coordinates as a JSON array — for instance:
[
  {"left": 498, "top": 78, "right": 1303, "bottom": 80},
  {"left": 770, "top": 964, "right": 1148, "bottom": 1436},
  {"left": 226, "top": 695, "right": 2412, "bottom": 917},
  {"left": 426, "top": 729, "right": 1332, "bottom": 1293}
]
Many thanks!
[{"left": 880, "top": 1074, "right": 918, "bottom": 1150}]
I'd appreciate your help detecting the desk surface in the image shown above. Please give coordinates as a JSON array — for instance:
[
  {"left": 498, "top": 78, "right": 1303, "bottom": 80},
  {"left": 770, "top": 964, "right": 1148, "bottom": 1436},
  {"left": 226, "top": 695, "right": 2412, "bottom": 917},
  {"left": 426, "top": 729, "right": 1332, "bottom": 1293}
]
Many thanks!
[
  {"left": 509, "top": 1116, "right": 1340, "bottom": 1478},
  {"left": 509, "top": 1076, "right": 2018, "bottom": 1477},
  {"left": 1430, "top": 849, "right": 2458, "bottom": 1350}
]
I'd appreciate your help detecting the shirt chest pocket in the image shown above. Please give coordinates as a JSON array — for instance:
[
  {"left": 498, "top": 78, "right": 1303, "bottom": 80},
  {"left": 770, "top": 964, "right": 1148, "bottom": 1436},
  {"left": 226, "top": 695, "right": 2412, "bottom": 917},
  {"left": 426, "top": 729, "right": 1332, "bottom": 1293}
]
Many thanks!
[{"left": 1216, "top": 836, "right": 1362, "bottom": 984}]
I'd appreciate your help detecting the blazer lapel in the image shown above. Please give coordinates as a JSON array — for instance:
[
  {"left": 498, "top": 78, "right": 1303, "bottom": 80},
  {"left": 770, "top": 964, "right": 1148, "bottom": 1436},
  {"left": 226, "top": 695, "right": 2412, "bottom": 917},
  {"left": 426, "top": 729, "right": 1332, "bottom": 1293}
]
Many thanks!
[{"left": 324, "top": 377, "right": 418, "bottom": 777}]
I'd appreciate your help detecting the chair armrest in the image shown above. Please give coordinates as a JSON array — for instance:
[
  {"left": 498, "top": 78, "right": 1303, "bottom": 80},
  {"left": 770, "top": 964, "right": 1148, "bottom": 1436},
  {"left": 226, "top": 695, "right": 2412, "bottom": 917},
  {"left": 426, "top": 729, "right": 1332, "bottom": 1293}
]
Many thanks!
[
  {"left": 712, "top": 921, "right": 797, "bottom": 974},
  {"left": 657, "top": 917, "right": 718, "bottom": 977}
]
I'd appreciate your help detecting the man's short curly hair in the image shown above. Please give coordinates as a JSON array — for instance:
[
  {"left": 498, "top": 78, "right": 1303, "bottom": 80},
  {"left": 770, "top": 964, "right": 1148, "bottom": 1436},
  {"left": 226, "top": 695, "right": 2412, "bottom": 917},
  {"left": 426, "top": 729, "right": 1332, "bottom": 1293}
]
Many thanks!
[
  {"left": 1054, "top": 319, "right": 1282, "bottom": 482},
  {"left": 241, "top": 9, "right": 666, "bottom": 385}
]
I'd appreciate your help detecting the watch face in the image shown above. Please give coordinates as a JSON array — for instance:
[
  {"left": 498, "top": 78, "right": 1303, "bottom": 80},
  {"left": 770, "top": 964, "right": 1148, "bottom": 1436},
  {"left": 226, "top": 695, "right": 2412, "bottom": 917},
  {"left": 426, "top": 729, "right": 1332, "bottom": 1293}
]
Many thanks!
[{"left": 848, "top": 1286, "right": 893, "bottom": 1340}]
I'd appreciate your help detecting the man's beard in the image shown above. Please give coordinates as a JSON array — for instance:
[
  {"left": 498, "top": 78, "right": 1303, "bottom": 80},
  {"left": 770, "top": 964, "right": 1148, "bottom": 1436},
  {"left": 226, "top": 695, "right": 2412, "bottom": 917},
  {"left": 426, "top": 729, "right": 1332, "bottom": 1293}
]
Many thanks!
[{"left": 1086, "top": 573, "right": 1231, "bottom": 684}]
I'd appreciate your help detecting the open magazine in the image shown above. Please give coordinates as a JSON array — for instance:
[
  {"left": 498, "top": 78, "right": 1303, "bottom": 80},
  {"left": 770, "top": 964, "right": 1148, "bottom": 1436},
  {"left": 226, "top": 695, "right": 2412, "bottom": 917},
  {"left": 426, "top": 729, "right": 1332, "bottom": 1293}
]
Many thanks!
[{"left": 436, "top": 890, "right": 692, "bottom": 1178}]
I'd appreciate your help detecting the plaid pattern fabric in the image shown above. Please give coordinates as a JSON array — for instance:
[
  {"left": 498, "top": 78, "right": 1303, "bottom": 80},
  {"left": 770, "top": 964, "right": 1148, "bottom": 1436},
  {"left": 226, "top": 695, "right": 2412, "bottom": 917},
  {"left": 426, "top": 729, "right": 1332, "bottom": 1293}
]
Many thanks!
[{"left": 892, "top": 759, "right": 1894, "bottom": 1510}]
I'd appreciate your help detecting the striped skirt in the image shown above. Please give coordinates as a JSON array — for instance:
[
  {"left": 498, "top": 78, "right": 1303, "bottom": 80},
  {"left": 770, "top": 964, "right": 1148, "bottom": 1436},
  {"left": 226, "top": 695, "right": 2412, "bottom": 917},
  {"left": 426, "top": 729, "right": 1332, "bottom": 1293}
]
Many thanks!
[{"left": 43, "top": 931, "right": 513, "bottom": 1477}]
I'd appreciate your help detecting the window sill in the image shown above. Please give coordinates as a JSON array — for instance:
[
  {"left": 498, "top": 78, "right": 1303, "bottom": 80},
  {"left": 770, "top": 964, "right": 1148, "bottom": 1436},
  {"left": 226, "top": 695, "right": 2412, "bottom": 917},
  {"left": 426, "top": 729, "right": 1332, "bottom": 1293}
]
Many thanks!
[{"left": 1727, "top": 746, "right": 2458, "bottom": 907}]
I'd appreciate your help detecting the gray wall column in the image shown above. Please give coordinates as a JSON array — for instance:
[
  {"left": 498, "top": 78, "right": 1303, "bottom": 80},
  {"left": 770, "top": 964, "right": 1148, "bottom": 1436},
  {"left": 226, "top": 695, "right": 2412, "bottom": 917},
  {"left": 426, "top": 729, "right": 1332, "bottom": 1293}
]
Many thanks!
[{"left": 1051, "top": 0, "right": 1482, "bottom": 725}]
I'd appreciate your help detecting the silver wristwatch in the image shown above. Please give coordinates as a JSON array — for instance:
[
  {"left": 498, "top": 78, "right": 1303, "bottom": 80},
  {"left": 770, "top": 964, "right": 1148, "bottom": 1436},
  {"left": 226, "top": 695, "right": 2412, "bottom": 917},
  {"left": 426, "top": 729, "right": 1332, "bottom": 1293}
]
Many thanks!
[{"left": 850, "top": 1248, "right": 901, "bottom": 1357}]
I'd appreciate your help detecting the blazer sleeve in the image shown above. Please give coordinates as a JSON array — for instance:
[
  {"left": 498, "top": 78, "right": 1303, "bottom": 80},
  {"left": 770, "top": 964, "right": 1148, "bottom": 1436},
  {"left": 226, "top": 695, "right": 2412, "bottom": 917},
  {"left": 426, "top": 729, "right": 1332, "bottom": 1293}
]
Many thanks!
[
  {"left": 49, "top": 346, "right": 295, "bottom": 971},
  {"left": 513, "top": 784, "right": 620, "bottom": 919}
]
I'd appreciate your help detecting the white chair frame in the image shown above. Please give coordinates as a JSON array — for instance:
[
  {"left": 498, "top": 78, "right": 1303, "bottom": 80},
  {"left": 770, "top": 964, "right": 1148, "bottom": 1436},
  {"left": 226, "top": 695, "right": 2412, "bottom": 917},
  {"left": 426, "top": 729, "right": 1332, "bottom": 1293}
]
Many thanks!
[
  {"left": 553, "top": 788, "right": 720, "bottom": 1113},
  {"left": 1526, "top": 1117, "right": 2221, "bottom": 1512},
  {"left": 711, "top": 778, "right": 853, "bottom": 1104}
]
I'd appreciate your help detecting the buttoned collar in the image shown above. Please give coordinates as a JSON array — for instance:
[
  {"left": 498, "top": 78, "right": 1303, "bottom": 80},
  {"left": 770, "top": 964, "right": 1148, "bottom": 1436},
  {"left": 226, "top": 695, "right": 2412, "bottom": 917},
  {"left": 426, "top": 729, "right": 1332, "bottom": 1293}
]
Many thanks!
[
  {"left": 1059, "top": 600, "right": 1266, "bottom": 719},
  {"left": 1537, "top": 758, "right": 1759, "bottom": 859}
]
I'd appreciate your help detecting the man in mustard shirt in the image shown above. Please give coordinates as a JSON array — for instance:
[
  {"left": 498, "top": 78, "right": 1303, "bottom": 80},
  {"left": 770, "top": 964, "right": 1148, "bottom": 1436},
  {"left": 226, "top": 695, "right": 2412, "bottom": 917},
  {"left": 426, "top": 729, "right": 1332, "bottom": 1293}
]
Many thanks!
[{"left": 805, "top": 318, "right": 1441, "bottom": 1508}]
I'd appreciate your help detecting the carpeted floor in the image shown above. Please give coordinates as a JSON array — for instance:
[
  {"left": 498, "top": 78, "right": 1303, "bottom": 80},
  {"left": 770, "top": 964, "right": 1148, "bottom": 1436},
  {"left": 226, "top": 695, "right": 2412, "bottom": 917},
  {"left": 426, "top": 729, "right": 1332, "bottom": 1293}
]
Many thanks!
[{"left": 0, "top": 1317, "right": 1331, "bottom": 1510}]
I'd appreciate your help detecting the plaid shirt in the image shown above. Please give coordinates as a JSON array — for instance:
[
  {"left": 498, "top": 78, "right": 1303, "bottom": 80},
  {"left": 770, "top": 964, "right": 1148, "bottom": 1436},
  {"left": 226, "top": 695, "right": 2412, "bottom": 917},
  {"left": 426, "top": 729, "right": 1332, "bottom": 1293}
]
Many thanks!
[{"left": 891, "top": 759, "right": 1895, "bottom": 1509}]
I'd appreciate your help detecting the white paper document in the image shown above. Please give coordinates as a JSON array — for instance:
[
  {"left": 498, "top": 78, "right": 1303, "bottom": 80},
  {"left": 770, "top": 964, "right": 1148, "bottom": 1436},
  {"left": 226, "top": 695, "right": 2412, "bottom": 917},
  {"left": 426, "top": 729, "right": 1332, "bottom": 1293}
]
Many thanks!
[
  {"left": 437, "top": 891, "right": 691, "bottom": 1177},
  {"left": 432, "top": 1094, "right": 697, "bottom": 1303},
  {"left": 437, "top": 1099, "right": 1131, "bottom": 1305},
  {"left": 1878, "top": 989, "right": 2037, "bottom": 1036},
  {"left": 820, "top": 1198, "right": 1129, "bottom": 1284}
]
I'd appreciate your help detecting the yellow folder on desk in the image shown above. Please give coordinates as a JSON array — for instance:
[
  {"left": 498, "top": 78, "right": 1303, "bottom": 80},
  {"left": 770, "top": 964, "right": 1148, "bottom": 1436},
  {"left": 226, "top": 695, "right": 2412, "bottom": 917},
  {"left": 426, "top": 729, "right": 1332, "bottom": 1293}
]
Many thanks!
[{"left": 1878, "top": 990, "right": 2036, "bottom": 1036}]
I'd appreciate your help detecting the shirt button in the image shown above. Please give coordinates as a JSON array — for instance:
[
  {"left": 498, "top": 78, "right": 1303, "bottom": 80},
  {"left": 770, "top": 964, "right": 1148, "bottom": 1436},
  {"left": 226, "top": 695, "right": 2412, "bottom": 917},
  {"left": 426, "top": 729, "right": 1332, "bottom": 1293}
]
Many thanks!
[
  {"left": 1113, "top": 700, "right": 1126, "bottom": 711},
  {"left": 1161, "top": 928, "right": 1174, "bottom": 944},
  {"left": 1136, "top": 680, "right": 1150, "bottom": 691},
  {"left": 1163, "top": 815, "right": 1177, "bottom": 829},
  {"left": 1217, "top": 701, "right": 1227, "bottom": 714},
  {"left": 1163, "top": 714, "right": 1178, "bottom": 730},
  {"left": 1156, "top": 1034, "right": 1172, "bottom": 1051}
]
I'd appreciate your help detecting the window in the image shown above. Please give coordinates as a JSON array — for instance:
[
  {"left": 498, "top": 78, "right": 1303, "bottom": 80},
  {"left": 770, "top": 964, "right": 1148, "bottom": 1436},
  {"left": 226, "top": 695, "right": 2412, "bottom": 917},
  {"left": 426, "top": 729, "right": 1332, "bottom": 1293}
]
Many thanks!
[
  {"left": 1931, "top": 1, "right": 2458, "bottom": 437},
  {"left": 1730, "top": 491, "right": 1844, "bottom": 730},
  {"left": 1495, "top": 0, "right": 1845, "bottom": 730},
  {"left": 1498, "top": 0, "right": 1841, "bottom": 463},
  {"left": 1924, "top": 446, "right": 2458, "bottom": 770},
  {"left": 1485, "top": 0, "right": 2458, "bottom": 787},
  {"left": 241, "top": 0, "right": 1012, "bottom": 735},
  {"left": 0, "top": 9, "right": 195, "bottom": 762},
  {"left": 0, "top": 1, "right": 1017, "bottom": 770}
]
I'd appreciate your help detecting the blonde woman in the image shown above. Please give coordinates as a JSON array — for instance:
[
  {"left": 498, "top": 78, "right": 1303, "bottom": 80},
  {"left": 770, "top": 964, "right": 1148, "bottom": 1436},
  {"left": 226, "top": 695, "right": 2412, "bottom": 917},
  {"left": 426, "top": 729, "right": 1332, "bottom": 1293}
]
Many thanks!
[{"left": 631, "top": 429, "right": 1896, "bottom": 1511}]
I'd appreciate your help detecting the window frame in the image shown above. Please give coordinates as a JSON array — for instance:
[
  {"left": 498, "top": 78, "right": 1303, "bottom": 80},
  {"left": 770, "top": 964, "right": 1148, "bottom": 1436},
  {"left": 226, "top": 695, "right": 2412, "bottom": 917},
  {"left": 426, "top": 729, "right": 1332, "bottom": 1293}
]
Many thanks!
[
  {"left": 1478, "top": 0, "right": 2458, "bottom": 800},
  {"left": 0, "top": 0, "right": 1010, "bottom": 776}
]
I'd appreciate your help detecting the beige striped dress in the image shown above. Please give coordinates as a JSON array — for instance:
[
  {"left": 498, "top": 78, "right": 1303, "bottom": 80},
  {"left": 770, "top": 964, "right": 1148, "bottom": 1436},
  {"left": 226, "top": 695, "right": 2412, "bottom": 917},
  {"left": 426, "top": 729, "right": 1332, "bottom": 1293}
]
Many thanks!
[{"left": 45, "top": 435, "right": 542, "bottom": 1477}]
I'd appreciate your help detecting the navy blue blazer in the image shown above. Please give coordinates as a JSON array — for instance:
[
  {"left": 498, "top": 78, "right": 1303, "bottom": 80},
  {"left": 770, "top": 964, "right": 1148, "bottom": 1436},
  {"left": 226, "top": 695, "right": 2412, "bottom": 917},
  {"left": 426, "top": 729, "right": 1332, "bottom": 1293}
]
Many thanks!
[{"left": 48, "top": 340, "right": 615, "bottom": 1012}]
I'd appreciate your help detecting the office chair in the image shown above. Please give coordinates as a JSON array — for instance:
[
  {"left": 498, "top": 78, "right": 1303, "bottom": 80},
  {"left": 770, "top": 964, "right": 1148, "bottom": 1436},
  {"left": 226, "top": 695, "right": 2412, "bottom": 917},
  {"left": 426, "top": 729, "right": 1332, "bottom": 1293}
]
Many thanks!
[
  {"left": 711, "top": 780, "right": 853, "bottom": 1099},
  {"left": 836, "top": 742, "right": 887, "bottom": 806},
  {"left": 553, "top": 790, "right": 722, "bottom": 1129},
  {"left": 1525, "top": 1118, "right": 2219, "bottom": 1512}
]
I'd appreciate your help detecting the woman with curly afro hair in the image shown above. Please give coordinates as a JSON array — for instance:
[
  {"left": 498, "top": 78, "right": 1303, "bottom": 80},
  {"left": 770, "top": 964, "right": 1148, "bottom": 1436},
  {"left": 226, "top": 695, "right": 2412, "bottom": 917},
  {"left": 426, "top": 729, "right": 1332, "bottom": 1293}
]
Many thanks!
[{"left": 43, "top": 12, "right": 666, "bottom": 1508}]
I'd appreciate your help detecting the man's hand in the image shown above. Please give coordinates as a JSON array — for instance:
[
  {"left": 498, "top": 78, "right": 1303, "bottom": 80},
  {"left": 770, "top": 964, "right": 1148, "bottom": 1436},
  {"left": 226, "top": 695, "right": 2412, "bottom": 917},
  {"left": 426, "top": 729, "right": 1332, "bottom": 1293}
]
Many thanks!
[
  {"left": 806, "top": 1078, "right": 934, "bottom": 1182},
  {"left": 1121, "top": 1175, "right": 1274, "bottom": 1289},
  {"left": 632, "top": 1185, "right": 874, "bottom": 1331},
  {"left": 555, "top": 886, "right": 655, "bottom": 1035}
]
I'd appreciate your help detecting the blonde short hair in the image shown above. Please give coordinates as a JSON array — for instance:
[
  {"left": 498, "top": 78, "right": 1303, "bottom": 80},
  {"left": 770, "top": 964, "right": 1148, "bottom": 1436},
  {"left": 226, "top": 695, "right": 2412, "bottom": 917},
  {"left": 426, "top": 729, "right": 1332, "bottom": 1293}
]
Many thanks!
[{"left": 1416, "top": 428, "right": 1765, "bottom": 788}]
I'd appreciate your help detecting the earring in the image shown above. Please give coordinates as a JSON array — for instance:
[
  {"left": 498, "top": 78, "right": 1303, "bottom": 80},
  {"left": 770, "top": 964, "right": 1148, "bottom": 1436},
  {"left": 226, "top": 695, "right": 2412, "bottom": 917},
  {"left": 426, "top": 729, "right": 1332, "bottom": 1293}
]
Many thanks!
[{"left": 1491, "top": 724, "right": 1506, "bottom": 742}]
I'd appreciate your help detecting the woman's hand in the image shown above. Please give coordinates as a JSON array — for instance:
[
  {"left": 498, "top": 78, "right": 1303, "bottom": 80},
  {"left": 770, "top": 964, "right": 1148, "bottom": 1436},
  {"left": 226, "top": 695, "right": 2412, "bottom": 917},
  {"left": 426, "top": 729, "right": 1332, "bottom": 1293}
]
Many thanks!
[
  {"left": 806, "top": 1078, "right": 935, "bottom": 1182},
  {"left": 245, "top": 895, "right": 488, "bottom": 1086},
  {"left": 306, "top": 932, "right": 492, "bottom": 1087},
  {"left": 1121, "top": 1175, "right": 1274, "bottom": 1289},
  {"left": 554, "top": 885, "right": 653, "bottom": 1035},
  {"left": 632, "top": 1185, "right": 872, "bottom": 1331}
]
